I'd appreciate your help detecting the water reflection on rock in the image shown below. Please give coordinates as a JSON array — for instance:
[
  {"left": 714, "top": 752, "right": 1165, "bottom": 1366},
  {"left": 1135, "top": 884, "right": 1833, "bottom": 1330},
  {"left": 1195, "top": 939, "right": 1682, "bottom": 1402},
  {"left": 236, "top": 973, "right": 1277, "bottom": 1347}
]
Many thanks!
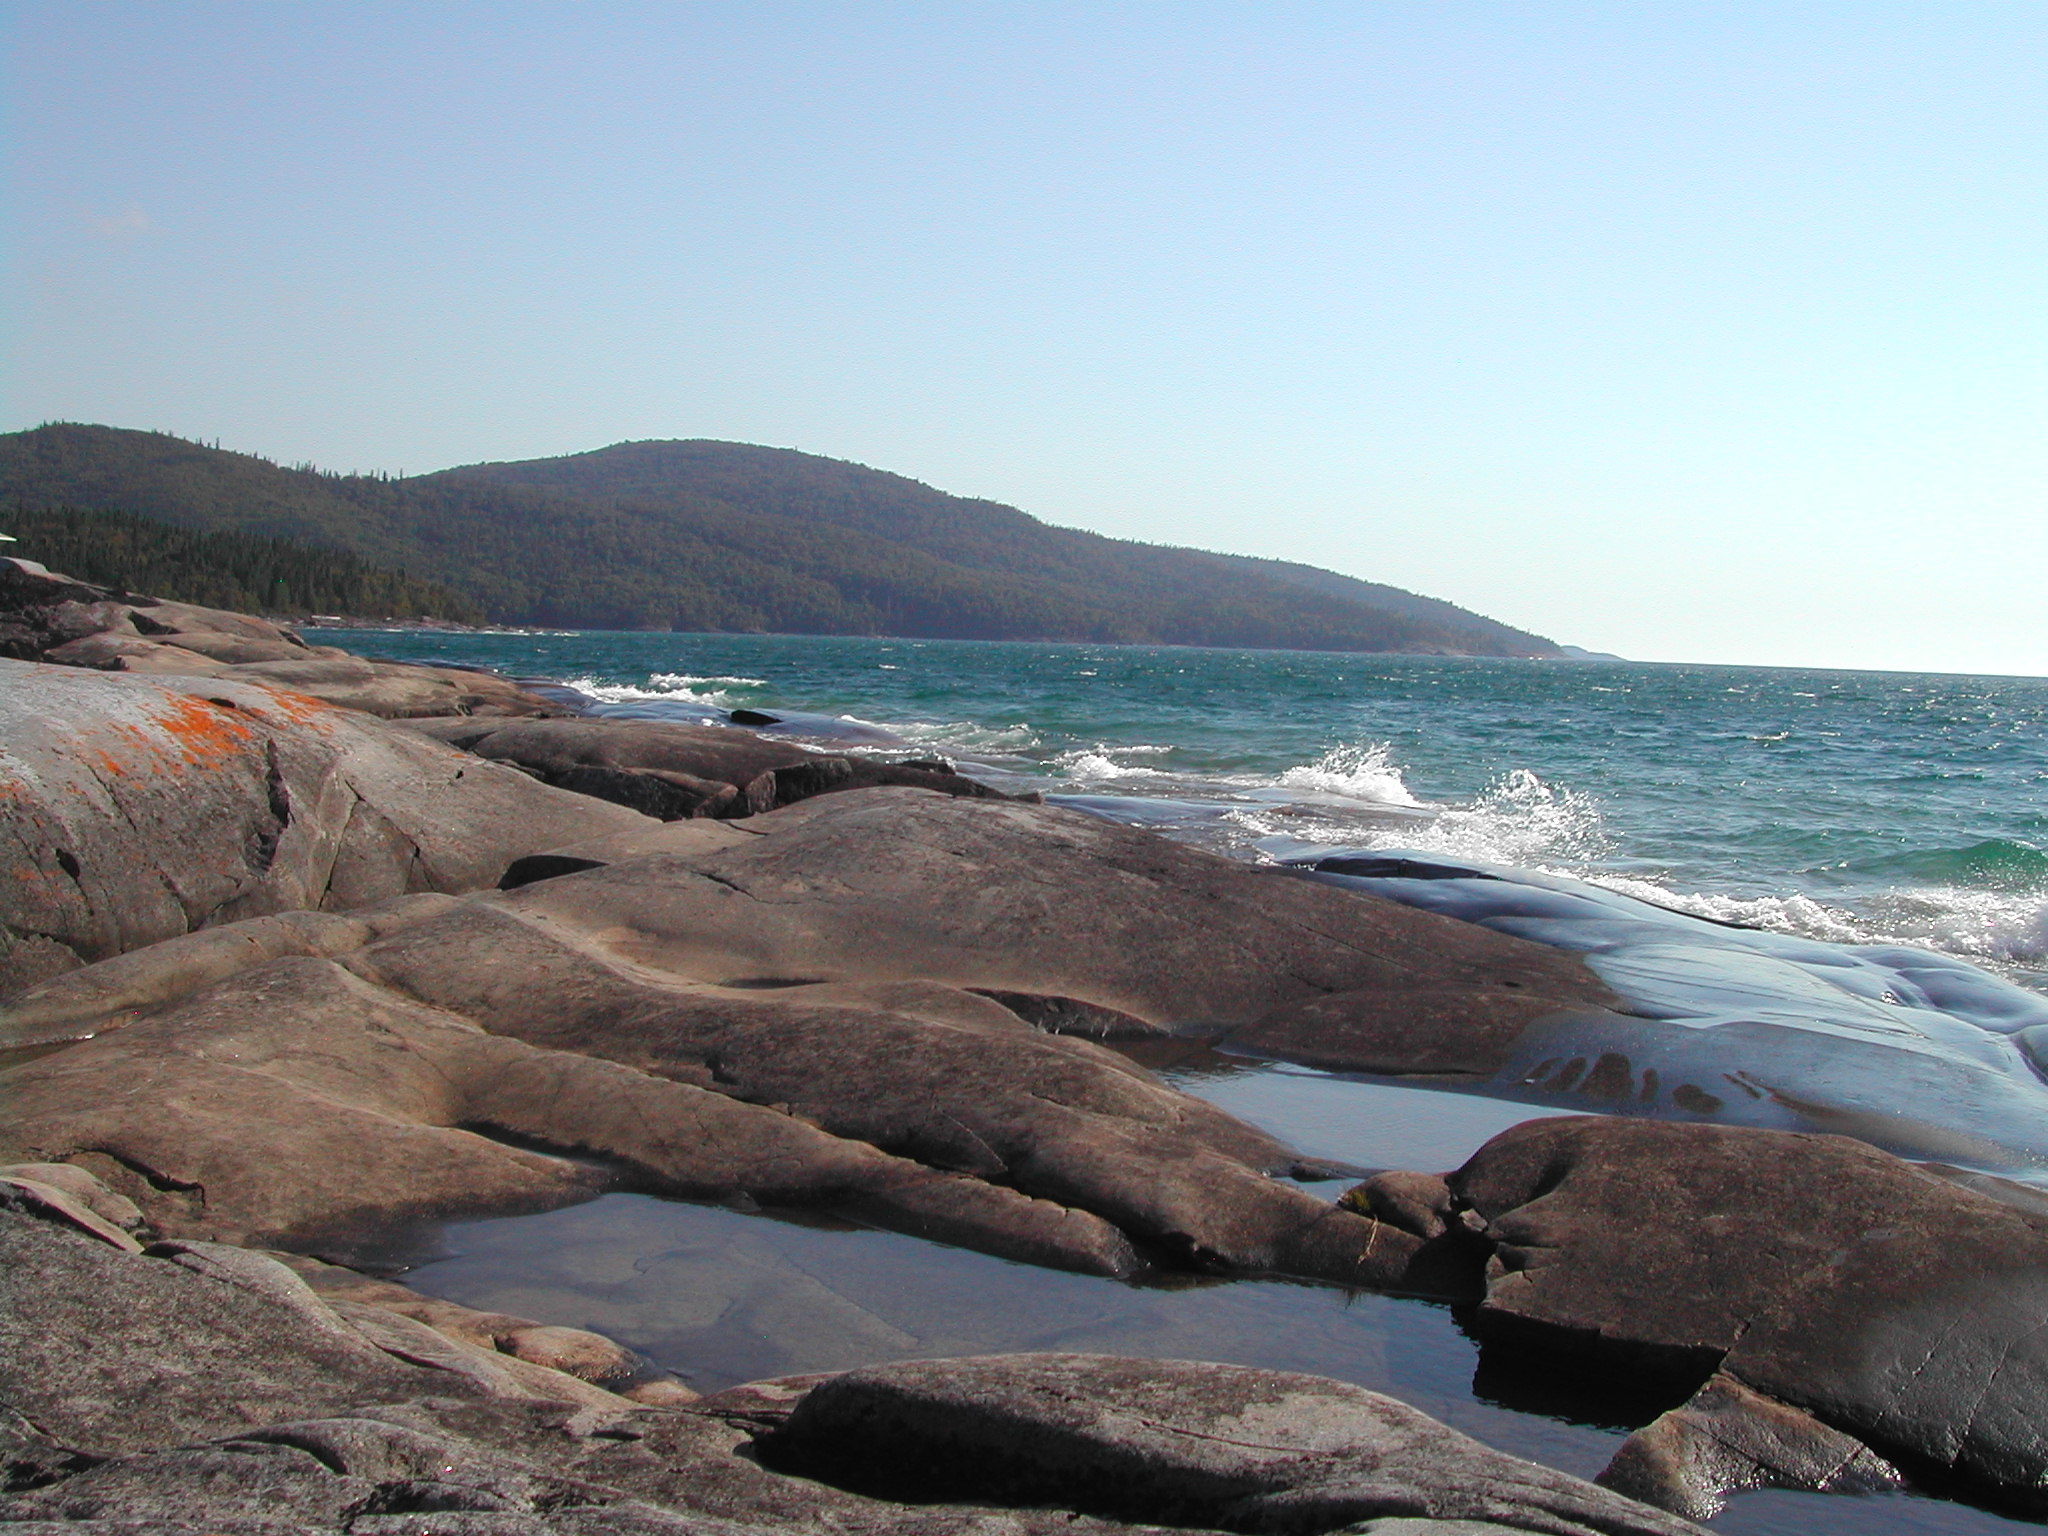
[
  {"left": 1282, "top": 853, "right": 2048, "bottom": 1181},
  {"left": 399, "top": 1189, "right": 1621, "bottom": 1484}
]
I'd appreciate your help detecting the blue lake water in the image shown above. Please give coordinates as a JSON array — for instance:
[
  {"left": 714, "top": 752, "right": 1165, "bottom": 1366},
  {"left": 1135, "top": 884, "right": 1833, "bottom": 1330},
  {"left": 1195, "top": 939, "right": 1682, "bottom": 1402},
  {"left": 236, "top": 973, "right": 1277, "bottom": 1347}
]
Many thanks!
[{"left": 331, "top": 630, "right": 2048, "bottom": 1535}]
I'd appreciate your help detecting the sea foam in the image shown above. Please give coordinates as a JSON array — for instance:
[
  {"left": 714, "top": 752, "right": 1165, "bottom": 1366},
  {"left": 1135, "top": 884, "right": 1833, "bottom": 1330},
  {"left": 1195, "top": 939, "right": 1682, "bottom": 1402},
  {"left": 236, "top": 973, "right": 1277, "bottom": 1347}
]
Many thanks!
[
  {"left": 1272, "top": 742, "right": 1423, "bottom": 808},
  {"left": 565, "top": 672, "right": 766, "bottom": 709}
]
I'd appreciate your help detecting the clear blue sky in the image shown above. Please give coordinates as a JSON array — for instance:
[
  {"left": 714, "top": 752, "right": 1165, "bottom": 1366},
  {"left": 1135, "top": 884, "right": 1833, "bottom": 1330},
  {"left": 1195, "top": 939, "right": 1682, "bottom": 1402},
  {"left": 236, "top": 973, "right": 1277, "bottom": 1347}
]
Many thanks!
[{"left": 7, "top": 2, "right": 2047, "bottom": 674}]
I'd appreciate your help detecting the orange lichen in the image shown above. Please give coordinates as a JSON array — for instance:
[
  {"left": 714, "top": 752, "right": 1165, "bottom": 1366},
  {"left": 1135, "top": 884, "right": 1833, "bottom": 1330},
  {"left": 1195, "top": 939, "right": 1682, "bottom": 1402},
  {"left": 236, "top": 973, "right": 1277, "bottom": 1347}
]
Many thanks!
[
  {"left": 255, "top": 687, "right": 344, "bottom": 721},
  {"left": 143, "top": 694, "right": 264, "bottom": 769}
]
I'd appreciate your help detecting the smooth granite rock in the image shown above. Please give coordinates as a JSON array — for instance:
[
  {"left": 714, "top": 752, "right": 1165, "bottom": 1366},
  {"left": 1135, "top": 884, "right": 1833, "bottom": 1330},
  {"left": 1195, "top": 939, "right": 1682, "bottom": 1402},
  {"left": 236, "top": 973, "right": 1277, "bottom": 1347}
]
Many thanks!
[
  {"left": 1, "top": 957, "right": 1143, "bottom": 1269},
  {"left": 1368, "top": 1116, "right": 2048, "bottom": 1508},
  {"left": 0, "top": 1206, "right": 483, "bottom": 1460},
  {"left": 0, "top": 660, "right": 646, "bottom": 998},
  {"left": 347, "top": 906, "right": 1376, "bottom": 1281},
  {"left": 5, "top": 788, "right": 1626, "bottom": 1286},
  {"left": 402, "top": 715, "right": 1017, "bottom": 819},
  {"left": 1, "top": 947, "right": 1355, "bottom": 1280},
  {"left": 765, "top": 1354, "right": 1701, "bottom": 1535},
  {"left": 0, "top": 894, "right": 459, "bottom": 1049},
  {"left": 476, "top": 787, "right": 1617, "bottom": 1032}
]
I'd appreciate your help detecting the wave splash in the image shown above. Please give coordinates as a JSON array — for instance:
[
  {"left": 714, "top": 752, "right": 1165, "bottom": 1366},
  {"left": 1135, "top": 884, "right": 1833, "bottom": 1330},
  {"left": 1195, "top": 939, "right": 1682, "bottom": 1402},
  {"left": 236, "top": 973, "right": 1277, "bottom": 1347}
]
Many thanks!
[
  {"left": 565, "top": 673, "right": 766, "bottom": 709},
  {"left": 1236, "top": 747, "right": 2047, "bottom": 980},
  {"left": 1235, "top": 752, "right": 1604, "bottom": 868},
  {"left": 1398, "top": 769, "right": 1607, "bottom": 867},
  {"left": 1274, "top": 742, "right": 1423, "bottom": 808},
  {"left": 1056, "top": 746, "right": 1175, "bottom": 783}
]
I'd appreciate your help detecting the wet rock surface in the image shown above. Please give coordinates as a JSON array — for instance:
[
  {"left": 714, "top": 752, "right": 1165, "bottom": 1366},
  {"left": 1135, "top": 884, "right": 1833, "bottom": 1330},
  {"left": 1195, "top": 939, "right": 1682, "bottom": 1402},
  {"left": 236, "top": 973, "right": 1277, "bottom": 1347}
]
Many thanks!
[
  {"left": 1597, "top": 1374, "right": 1900, "bottom": 1521},
  {"left": 1270, "top": 852, "right": 2048, "bottom": 1178}
]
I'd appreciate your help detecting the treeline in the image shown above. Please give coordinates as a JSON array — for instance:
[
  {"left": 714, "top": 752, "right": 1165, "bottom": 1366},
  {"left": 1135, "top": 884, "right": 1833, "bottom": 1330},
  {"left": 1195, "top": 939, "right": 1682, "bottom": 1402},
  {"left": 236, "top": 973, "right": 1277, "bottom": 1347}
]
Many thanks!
[
  {"left": 0, "top": 503, "right": 484, "bottom": 622},
  {"left": 0, "top": 424, "right": 1561, "bottom": 655}
]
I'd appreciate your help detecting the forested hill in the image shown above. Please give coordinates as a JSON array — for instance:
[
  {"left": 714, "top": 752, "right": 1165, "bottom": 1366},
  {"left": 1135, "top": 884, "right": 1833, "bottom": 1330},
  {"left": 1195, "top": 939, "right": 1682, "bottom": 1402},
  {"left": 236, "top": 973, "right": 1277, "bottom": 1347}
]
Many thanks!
[
  {"left": 0, "top": 424, "right": 1563, "bottom": 655},
  {"left": 0, "top": 504, "right": 482, "bottom": 622}
]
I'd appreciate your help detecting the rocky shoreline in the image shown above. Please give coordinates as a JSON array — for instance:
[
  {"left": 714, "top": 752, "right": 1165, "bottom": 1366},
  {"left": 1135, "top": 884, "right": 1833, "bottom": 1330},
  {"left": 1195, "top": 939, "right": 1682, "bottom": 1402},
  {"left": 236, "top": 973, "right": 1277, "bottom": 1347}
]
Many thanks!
[{"left": 4, "top": 554, "right": 2046, "bottom": 1533}]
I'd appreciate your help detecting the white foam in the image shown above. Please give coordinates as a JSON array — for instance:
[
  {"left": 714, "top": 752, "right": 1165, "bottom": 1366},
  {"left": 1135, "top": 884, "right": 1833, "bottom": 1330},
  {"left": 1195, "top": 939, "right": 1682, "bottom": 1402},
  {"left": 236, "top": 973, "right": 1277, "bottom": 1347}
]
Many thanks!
[
  {"left": 1549, "top": 876, "right": 2047, "bottom": 977},
  {"left": 564, "top": 672, "right": 765, "bottom": 708},
  {"left": 1861, "top": 887, "right": 2048, "bottom": 968},
  {"left": 1057, "top": 748, "right": 1169, "bottom": 783},
  {"left": 1392, "top": 769, "right": 1610, "bottom": 868},
  {"left": 1273, "top": 742, "right": 1422, "bottom": 808},
  {"left": 1580, "top": 878, "right": 1872, "bottom": 944}
]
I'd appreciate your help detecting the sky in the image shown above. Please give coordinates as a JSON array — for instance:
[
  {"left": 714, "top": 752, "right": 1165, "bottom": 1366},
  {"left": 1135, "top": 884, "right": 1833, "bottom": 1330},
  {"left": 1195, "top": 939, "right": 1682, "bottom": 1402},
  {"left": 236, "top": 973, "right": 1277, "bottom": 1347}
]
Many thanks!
[{"left": 6, "top": 2, "right": 2047, "bottom": 674}]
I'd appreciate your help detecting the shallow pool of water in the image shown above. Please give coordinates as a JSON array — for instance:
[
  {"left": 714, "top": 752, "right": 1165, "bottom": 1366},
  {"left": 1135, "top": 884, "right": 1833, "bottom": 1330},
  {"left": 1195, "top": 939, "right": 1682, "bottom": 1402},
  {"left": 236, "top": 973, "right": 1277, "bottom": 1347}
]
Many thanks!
[
  {"left": 403, "top": 1191, "right": 1623, "bottom": 1477},
  {"left": 1146, "top": 1047, "right": 1585, "bottom": 1171},
  {"left": 394, "top": 1064, "right": 2044, "bottom": 1536}
]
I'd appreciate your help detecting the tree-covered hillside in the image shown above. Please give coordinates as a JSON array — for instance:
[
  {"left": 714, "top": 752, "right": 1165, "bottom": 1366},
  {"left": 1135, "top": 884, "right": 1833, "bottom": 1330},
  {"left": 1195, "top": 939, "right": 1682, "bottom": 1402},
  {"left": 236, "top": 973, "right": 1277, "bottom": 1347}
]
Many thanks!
[
  {"left": 0, "top": 424, "right": 1561, "bottom": 654},
  {"left": 0, "top": 503, "right": 483, "bottom": 621}
]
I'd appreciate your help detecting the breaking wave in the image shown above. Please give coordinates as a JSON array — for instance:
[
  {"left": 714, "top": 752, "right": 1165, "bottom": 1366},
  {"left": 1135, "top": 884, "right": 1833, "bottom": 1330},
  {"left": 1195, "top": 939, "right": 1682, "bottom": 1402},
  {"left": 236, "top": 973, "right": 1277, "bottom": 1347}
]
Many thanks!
[
  {"left": 1238, "top": 757, "right": 2047, "bottom": 979},
  {"left": 564, "top": 673, "right": 766, "bottom": 709},
  {"left": 1272, "top": 742, "right": 1422, "bottom": 808},
  {"left": 1056, "top": 747, "right": 1173, "bottom": 783}
]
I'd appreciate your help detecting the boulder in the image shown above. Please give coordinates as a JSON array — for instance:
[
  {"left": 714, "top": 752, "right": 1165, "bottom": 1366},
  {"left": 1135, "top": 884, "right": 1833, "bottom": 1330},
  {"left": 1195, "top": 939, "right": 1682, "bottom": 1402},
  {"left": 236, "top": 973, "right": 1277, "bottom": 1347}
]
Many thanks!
[
  {"left": 764, "top": 1354, "right": 1700, "bottom": 1536},
  {"left": 402, "top": 715, "right": 1018, "bottom": 819},
  {"left": 0, "top": 661, "right": 647, "bottom": 998},
  {"left": 1347, "top": 1116, "right": 2048, "bottom": 1510}
]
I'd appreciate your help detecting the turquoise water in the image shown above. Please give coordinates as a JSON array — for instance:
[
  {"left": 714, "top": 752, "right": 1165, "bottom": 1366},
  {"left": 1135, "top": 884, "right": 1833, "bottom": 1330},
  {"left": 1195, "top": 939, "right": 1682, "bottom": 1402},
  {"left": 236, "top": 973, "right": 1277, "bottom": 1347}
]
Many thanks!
[{"left": 334, "top": 630, "right": 2048, "bottom": 989}]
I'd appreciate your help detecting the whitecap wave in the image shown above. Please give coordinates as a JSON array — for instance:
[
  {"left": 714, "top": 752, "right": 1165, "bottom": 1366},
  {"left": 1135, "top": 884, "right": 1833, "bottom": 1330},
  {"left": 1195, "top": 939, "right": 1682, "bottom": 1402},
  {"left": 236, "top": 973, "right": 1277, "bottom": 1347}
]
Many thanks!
[
  {"left": 564, "top": 672, "right": 765, "bottom": 708},
  {"left": 1859, "top": 887, "right": 2048, "bottom": 969},
  {"left": 655, "top": 672, "right": 768, "bottom": 688},
  {"left": 1273, "top": 742, "right": 1422, "bottom": 808},
  {"left": 1057, "top": 748, "right": 1170, "bottom": 783},
  {"left": 1546, "top": 864, "right": 2048, "bottom": 980},
  {"left": 1384, "top": 768, "right": 1610, "bottom": 867}
]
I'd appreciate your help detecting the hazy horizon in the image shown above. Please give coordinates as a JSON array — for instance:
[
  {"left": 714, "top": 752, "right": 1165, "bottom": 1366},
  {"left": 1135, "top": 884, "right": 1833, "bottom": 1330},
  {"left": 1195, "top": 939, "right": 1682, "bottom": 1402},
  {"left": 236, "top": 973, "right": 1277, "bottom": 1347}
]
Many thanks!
[{"left": 7, "top": 3, "right": 2047, "bottom": 675}]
